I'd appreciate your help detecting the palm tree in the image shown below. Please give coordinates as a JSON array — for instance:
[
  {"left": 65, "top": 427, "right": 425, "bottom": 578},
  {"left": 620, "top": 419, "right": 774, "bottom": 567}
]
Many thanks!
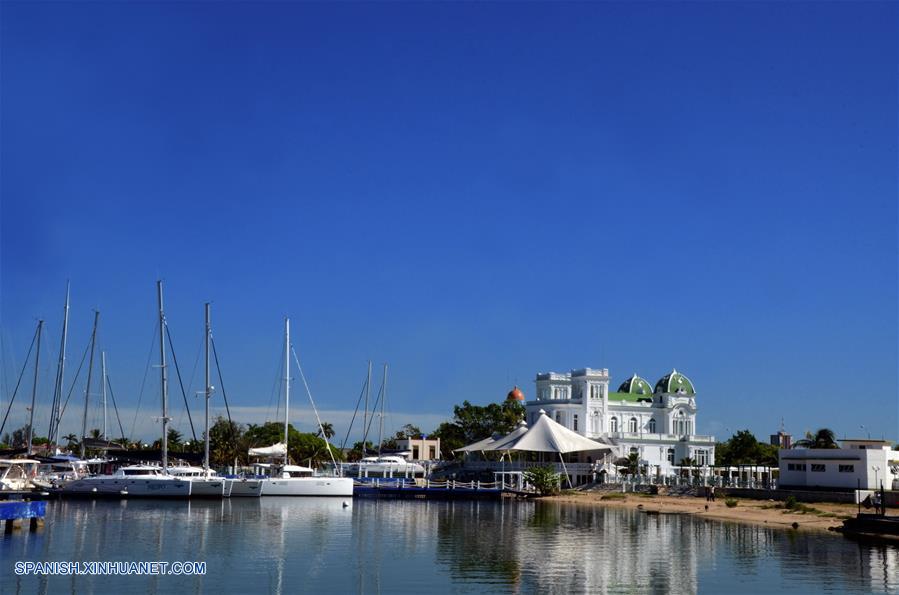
[
  {"left": 793, "top": 428, "right": 838, "bottom": 449},
  {"left": 167, "top": 428, "right": 183, "bottom": 448},
  {"left": 317, "top": 422, "right": 335, "bottom": 441},
  {"left": 63, "top": 433, "right": 78, "bottom": 450}
]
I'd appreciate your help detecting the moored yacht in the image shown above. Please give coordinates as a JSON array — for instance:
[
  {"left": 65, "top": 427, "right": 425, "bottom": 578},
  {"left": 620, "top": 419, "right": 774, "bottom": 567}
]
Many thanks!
[
  {"left": 56, "top": 464, "right": 192, "bottom": 497},
  {"left": 168, "top": 466, "right": 226, "bottom": 497}
]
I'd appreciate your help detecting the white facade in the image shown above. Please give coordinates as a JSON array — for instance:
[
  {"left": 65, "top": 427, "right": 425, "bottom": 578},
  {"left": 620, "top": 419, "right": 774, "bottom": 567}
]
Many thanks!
[
  {"left": 526, "top": 368, "right": 716, "bottom": 475},
  {"left": 778, "top": 440, "right": 899, "bottom": 490}
]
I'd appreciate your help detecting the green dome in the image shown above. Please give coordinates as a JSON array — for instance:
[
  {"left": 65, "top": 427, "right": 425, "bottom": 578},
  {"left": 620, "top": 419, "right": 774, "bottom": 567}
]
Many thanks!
[
  {"left": 617, "top": 374, "right": 653, "bottom": 396},
  {"left": 654, "top": 369, "right": 695, "bottom": 395}
]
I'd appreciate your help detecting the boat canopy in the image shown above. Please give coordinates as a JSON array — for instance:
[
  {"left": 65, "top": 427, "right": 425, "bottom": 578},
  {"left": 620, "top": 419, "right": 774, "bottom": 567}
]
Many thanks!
[{"left": 248, "top": 443, "right": 288, "bottom": 457}]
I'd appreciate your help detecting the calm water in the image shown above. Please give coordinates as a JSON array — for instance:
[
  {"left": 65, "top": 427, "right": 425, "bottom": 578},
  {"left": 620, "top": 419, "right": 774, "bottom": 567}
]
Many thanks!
[{"left": 2, "top": 497, "right": 898, "bottom": 594}]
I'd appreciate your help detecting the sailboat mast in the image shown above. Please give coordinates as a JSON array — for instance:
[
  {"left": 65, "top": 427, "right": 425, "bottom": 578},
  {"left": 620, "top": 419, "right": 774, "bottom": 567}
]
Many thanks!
[
  {"left": 101, "top": 351, "right": 107, "bottom": 439},
  {"left": 157, "top": 281, "right": 170, "bottom": 470},
  {"left": 80, "top": 311, "right": 99, "bottom": 459},
  {"left": 26, "top": 320, "right": 44, "bottom": 456},
  {"left": 362, "top": 360, "right": 371, "bottom": 452},
  {"left": 284, "top": 317, "right": 290, "bottom": 467},
  {"left": 49, "top": 282, "right": 69, "bottom": 447},
  {"left": 378, "top": 363, "right": 387, "bottom": 456},
  {"left": 204, "top": 303, "right": 211, "bottom": 473}
]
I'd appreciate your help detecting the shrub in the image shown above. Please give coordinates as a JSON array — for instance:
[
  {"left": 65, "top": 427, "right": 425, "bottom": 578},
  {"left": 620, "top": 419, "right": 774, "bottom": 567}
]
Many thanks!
[
  {"left": 784, "top": 495, "right": 798, "bottom": 510},
  {"left": 600, "top": 492, "right": 627, "bottom": 500},
  {"left": 724, "top": 498, "right": 738, "bottom": 508},
  {"left": 524, "top": 465, "right": 561, "bottom": 496}
]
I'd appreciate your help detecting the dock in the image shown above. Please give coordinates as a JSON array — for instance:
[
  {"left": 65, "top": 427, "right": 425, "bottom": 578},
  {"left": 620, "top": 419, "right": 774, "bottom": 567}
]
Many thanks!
[
  {"left": 352, "top": 479, "right": 533, "bottom": 500},
  {"left": 0, "top": 499, "right": 47, "bottom": 534}
]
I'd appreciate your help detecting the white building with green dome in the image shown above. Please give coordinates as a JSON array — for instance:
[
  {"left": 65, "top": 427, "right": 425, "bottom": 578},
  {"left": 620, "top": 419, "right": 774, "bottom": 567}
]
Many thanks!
[{"left": 527, "top": 368, "right": 716, "bottom": 475}]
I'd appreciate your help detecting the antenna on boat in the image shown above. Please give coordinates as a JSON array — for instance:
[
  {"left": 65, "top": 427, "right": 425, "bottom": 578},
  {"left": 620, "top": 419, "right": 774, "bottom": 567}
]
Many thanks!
[
  {"left": 26, "top": 319, "right": 43, "bottom": 456},
  {"left": 80, "top": 310, "right": 99, "bottom": 460}
]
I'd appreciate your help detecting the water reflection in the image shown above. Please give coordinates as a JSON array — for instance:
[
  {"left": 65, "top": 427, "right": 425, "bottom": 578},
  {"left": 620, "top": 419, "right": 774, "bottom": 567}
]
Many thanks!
[{"left": 1, "top": 498, "right": 897, "bottom": 594}]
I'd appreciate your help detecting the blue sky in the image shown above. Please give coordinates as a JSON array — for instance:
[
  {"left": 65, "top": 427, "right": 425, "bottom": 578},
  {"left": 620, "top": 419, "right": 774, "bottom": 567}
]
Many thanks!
[{"left": 1, "top": 1, "right": 896, "bottom": 444}]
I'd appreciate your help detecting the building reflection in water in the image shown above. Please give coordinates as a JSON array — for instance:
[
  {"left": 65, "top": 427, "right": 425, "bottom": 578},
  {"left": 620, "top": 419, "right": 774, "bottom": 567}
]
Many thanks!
[{"left": 2, "top": 498, "right": 898, "bottom": 594}]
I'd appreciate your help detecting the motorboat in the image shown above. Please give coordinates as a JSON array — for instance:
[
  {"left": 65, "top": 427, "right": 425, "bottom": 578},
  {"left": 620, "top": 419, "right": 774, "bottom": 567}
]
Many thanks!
[
  {"left": 0, "top": 459, "right": 41, "bottom": 491},
  {"left": 55, "top": 464, "right": 192, "bottom": 497}
]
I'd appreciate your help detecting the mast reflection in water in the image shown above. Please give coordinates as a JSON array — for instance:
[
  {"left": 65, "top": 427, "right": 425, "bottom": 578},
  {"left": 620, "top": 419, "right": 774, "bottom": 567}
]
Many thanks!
[{"left": 2, "top": 499, "right": 897, "bottom": 594}]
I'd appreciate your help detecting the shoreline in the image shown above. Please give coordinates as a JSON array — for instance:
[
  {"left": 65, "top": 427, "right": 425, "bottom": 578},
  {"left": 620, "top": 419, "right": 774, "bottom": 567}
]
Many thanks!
[{"left": 542, "top": 491, "right": 856, "bottom": 532}]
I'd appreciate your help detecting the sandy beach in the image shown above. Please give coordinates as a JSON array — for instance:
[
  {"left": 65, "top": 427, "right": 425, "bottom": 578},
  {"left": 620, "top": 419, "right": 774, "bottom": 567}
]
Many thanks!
[{"left": 544, "top": 491, "right": 858, "bottom": 532}]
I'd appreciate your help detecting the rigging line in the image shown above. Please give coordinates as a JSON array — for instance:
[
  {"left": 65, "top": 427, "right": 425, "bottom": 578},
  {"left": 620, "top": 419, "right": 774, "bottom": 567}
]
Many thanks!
[
  {"left": 164, "top": 323, "right": 198, "bottom": 442},
  {"left": 291, "top": 346, "right": 337, "bottom": 468},
  {"left": 340, "top": 373, "right": 369, "bottom": 452},
  {"left": 0, "top": 323, "right": 39, "bottom": 438},
  {"left": 185, "top": 330, "right": 202, "bottom": 411},
  {"left": 209, "top": 336, "right": 233, "bottom": 428},
  {"left": 130, "top": 321, "right": 158, "bottom": 439},
  {"left": 267, "top": 339, "right": 284, "bottom": 425},
  {"left": 56, "top": 335, "right": 91, "bottom": 430},
  {"left": 105, "top": 373, "right": 127, "bottom": 444}
]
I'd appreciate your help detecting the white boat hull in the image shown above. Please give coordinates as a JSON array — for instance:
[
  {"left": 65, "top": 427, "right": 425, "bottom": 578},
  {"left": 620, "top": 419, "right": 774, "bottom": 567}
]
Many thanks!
[
  {"left": 260, "top": 477, "right": 353, "bottom": 497},
  {"left": 227, "top": 478, "right": 262, "bottom": 497},
  {"left": 186, "top": 478, "right": 226, "bottom": 497},
  {"left": 58, "top": 477, "right": 192, "bottom": 498}
]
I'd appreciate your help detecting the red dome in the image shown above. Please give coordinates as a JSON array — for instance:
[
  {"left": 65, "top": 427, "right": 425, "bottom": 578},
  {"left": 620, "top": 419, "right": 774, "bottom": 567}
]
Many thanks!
[{"left": 506, "top": 386, "right": 525, "bottom": 401}]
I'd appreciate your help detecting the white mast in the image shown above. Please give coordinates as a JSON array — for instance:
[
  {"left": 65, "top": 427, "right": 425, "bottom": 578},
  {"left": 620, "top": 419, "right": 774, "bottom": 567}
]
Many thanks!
[
  {"left": 80, "top": 311, "right": 99, "bottom": 460},
  {"left": 204, "top": 303, "right": 211, "bottom": 473},
  {"left": 26, "top": 320, "right": 44, "bottom": 456},
  {"left": 362, "top": 360, "right": 371, "bottom": 453},
  {"left": 157, "top": 281, "right": 170, "bottom": 471},
  {"left": 378, "top": 363, "right": 387, "bottom": 456},
  {"left": 49, "top": 282, "right": 69, "bottom": 447},
  {"left": 101, "top": 351, "right": 107, "bottom": 439},
  {"left": 284, "top": 317, "right": 290, "bottom": 467}
]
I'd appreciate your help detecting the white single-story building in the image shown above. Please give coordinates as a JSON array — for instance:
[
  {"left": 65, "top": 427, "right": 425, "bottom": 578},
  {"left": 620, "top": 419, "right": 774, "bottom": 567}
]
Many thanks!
[{"left": 778, "top": 439, "right": 899, "bottom": 490}]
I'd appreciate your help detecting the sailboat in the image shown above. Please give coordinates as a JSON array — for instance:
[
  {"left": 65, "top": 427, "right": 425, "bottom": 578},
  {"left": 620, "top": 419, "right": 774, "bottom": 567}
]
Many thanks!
[
  {"left": 254, "top": 318, "right": 353, "bottom": 497},
  {"left": 168, "top": 303, "right": 228, "bottom": 497},
  {"left": 57, "top": 281, "right": 192, "bottom": 497}
]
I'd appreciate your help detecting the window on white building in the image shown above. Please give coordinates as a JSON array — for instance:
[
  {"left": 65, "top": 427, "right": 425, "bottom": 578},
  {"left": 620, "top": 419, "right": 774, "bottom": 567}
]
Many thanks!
[
  {"left": 696, "top": 450, "right": 708, "bottom": 466},
  {"left": 839, "top": 465, "right": 854, "bottom": 473},
  {"left": 555, "top": 412, "right": 562, "bottom": 424},
  {"left": 648, "top": 419, "right": 656, "bottom": 433},
  {"left": 573, "top": 414, "right": 578, "bottom": 432},
  {"left": 811, "top": 464, "right": 825, "bottom": 472},
  {"left": 667, "top": 448, "right": 675, "bottom": 464},
  {"left": 628, "top": 417, "right": 637, "bottom": 433},
  {"left": 610, "top": 417, "right": 618, "bottom": 433}
]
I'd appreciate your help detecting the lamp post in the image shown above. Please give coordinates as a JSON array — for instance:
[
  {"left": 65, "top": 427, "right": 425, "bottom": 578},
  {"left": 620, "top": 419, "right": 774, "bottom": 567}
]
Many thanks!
[
  {"left": 861, "top": 425, "right": 870, "bottom": 439},
  {"left": 872, "top": 465, "right": 880, "bottom": 490}
]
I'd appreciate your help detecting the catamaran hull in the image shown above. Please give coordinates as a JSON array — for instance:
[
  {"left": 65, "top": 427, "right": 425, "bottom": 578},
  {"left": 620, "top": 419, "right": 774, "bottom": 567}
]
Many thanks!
[
  {"left": 260, "top": 477, "right": 353, "bottom": 497},
  {"left": 227, "top": 479, "right": 262, "bottom": 497},
  {"left": 55, "top": 478, "right": 192, "bottom": 498},
  {"left": 187, "top": 479, "right": 226, "bottom": 498}
]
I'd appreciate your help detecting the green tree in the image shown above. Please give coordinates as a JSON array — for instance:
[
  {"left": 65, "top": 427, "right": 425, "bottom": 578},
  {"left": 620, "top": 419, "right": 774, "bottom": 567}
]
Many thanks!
[
  {"left": 209, "top": 416, "right": 245, "bottom": 467},
  {"left": 244, "top": 422, "right": 343, "bottom": 467},
  {"left": 63, "top": 433, "right": 78, "bottom": 451},
  {"left": 524, "top": 465, "right": 560, "bottom": 496},
  {"left": 716, "top": 430, "right": 779, "bottom": 466},
  {"left": 430, "top": 400, "right": 525, "bottom": 457},
  {"left": 793, "top": 428, "right": 838, "bottom": 449},
  {"left": 316, "top": 422, "right": 335, "bottom": 441}
]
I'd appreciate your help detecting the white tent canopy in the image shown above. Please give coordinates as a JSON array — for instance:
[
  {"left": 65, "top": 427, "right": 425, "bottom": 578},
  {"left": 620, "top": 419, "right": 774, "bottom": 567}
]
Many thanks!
[
  {"left": 457, "top": 411, "right": 611, "bottom": 455},
  {"left": 248, "top": 442, "right": 287, "bottom": 457},
  {"left": 454, "top": 435, "right": 498, "bottom": 453},
  {"left": 499, "top": 411, "right": 612, "bottom": 454}
]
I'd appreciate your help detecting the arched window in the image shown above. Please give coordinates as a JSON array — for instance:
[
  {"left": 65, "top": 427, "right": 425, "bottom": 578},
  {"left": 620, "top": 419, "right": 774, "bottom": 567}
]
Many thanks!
[
  {"left": 610, "top": 417, "right": 618, "bottom": 433},
  {"left": 573, "top": 414, "right": 579, "bottom": 432},
  {"left": 628, "top": 417, "right": 638, "bottom": 433},
  {"left": 555, "top": 411, "right": 562, "bottom": 424},
  {"left": 648, "top": 419, "right": 656, "bottom": 433},
  {"left": 675, "top": 410, "right": 686, "bottom": 435}
]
